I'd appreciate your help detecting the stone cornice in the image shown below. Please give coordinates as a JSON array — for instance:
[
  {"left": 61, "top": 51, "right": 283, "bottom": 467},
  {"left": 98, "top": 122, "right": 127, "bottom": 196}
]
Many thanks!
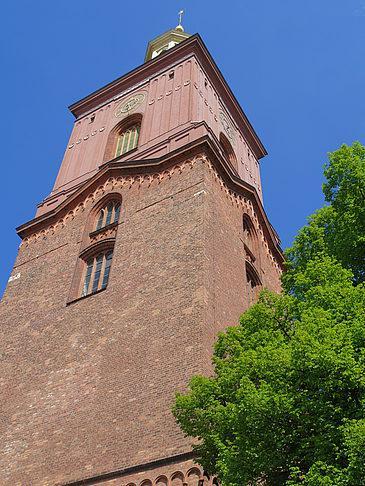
[{"left": 68, "top": 34, "right": 267, "bottom": 160}]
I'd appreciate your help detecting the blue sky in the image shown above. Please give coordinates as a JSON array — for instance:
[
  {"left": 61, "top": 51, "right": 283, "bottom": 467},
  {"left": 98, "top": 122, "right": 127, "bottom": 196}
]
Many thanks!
[{"left": 1, "top": 0, "right": 364, "bottom": 297}]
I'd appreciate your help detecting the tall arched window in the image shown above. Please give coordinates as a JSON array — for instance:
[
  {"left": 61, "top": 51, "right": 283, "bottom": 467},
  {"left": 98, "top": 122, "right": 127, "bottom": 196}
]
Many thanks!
[
  {"left": 115, "top": 124, "right": 140, "bottom": 157},
  {"left": 81, "top": 251, "right": 113, "bottom": 297},
  {"left": 246, "top": 272, "right": 255, "bottom": 307},
  {"left": 68, "top": 195, "right": 122, "bottom": 303},
  {"left": 245, "top": 262, "right": 262, "bottom": 307},
  {"left": 243, "top": 216, "right": 251, "bottom": 251},
  {"left": 103, "top": 114, "right": 142, "bottom": 163},
  {"left": 220, "top": 133, "right": 237, "bottom": 170},
  {"left": 243, "top": 214, "right": 262, "bottom": 307},
  {"left": 243, "top": 214, "right": 257, "bottom": 259}
]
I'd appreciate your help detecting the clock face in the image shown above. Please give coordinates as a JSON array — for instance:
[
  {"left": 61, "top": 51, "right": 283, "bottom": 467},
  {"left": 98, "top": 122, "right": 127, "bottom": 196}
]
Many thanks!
[
  {"left": 219, "top": 110, "right": 236, "bottom": 145},
  {"left": 115, "top": 93, "right": 146, "bottom": 118}
]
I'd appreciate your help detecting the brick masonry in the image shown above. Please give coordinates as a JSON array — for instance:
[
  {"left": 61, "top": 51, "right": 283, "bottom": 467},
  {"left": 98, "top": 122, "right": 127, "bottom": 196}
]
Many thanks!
[
  {"left": 1, "top": 156, "right": 282, "bottom": 486},
  {"left": 0, "top": 33, "right": 283, "bottom": 486}
]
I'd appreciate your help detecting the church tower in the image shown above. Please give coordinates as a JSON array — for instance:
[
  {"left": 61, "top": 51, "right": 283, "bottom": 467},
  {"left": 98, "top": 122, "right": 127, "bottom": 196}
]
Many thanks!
[{"left": 1, "top": 24, "right": 284, "bottom": 486}]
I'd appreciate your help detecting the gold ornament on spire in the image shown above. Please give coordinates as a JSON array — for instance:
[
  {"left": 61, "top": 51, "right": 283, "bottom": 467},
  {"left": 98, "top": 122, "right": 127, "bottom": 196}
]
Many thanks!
[
  {"left": 144, "top": 9, "right": 191, "bottom": 63},
  {"left": 175, "top": 9, "right": 185, "bottom": 32}
]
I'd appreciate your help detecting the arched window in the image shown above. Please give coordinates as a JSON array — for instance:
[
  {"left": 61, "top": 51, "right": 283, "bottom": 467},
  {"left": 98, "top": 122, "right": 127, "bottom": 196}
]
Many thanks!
[
  {"left": 81, "top": 251, "right": 113, "bottom": 297},
  {"left": 243, "top": 215, "right": 262, "bottom": 307},
  {"left": 95, "top": 200, "right": 121, "bottom": 230},
  {"left": 103, "top": 114, "right": 142, "bottom": 163},
  {"left": 243, "top": 214, "right": 257, "bottom": 259},
  {"left": 68, "top": 194, "right": 122, "bottom": 303},
  {"left": 243, "top": 216, "right": 251, "bottom": 250},
  {"left": 220, "top": 133, "right": 237, "bottom": 170},
  {"left": 245, "top": 260, "right": 262, "bottom": 307},
  {"left": 115, "top": 124, "right": 140, "bottom": 157}
]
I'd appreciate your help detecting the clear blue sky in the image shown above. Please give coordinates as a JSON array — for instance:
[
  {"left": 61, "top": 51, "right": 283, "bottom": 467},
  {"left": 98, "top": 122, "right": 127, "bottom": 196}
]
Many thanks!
[{"left": 1, "top": 0, "right": 364, "bottom": 297}]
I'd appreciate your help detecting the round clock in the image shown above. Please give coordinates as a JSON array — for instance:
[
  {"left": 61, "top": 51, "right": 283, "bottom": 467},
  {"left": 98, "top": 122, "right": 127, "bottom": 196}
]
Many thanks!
[
  {"left": 219, "top": 110, "right": 236, "bottom": 145},
  {"left": 115, "top": 93, "right": 146, "bottom": 118}
]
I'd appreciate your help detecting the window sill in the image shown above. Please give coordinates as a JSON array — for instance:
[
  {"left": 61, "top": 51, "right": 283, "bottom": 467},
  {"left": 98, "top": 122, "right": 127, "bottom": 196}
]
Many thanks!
[
  {"left": 66, "top": 287, "right": 107, "bottom": 306},
  {"left": 113, "top": 145, "right": 138, "bottom": 163},
  {"left": 89, "top": 221, "right": 118, "bottom": 238}
]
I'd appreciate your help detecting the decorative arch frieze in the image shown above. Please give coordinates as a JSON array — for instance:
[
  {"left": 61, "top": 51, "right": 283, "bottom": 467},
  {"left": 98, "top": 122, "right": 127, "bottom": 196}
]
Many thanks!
[
  {"left": 19, "top": 155, "right": 206, "bottom": 247},
  {"left": 155, "top": 475, "right": 168, "bottom": 486},
  {"left": 140, "top": 480, "right": 153, "bottom": 486},
  {"left": 118, "top": 468, "right": 217, "bottom": 486},
  {"left": 205, "top": 159, "right": 281, "bottom": 272},
  {"left": 186, "top": 467, "right": 202, "bottom": 486},
  {"left": 19, "top": 152, "right": 282, "bottom": 273},
  {"left": 170, "top": 471, "right": 185, "bottom": 486}
]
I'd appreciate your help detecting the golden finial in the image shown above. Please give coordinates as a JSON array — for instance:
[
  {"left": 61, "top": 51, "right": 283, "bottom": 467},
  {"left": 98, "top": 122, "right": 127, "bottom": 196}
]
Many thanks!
[{"left": 175, "top": 9, "right": 185, "bottom": 32}]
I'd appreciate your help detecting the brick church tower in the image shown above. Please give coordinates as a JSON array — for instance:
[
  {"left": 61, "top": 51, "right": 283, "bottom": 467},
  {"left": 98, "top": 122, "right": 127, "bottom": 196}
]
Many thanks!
[{"left": 1, "top": 24, "right": 284, "bottom": 486}]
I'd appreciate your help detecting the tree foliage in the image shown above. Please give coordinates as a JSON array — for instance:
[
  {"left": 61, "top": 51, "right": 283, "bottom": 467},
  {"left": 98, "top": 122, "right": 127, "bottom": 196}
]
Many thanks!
[
  {"left": 173, "top": 143, "right": 365, "bottom": 485},
  {"left": 284, "top": 142, "right": 365, "bottom": 285}
]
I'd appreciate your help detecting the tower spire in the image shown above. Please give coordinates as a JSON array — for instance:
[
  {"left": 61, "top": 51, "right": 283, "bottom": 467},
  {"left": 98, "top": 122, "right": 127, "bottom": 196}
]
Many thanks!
[
  {"left": 144, "top": 11, "right": 191, "bottom": 62},
  {"left": 175, "top": 9, "right": 185, "bottom": 32}
]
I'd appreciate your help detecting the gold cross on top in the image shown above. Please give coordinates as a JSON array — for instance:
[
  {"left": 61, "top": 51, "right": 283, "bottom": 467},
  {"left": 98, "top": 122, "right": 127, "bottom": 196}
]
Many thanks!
[{"left": 178, "top": 9, "right": 185, "bottom": 26}]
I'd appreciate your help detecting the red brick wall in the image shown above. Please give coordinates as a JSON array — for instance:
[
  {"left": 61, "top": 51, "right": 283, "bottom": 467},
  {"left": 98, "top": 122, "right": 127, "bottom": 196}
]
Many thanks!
[{"left": 1, "top": 155, "right": 281, "bottom": 486}]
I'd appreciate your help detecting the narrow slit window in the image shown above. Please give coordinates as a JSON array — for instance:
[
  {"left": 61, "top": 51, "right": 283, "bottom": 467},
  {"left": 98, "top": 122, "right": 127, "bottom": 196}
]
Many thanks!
[
  {"left": 105, "top": 202, "right": 114, "bottom": 227},
  {"left": 122, "top": 131, "right": 129, "bottom": 153},
  {"left": 91, "top": 255, "right": 104, "bottom": 294},
  {"left": 96, "top": 210, "right": 104, "bottom": 230},
  {"left": 101, "top": 252, "right": 113, "bottom": 290},
  {"left": 114, "top": 203, "right": 121, "bottom": 223},
  {"left": 243, "top": 218, "right": 251, "bottom": 249},
  {"left": 247, "top": 273, "right": 255, "bottom": 307},
  {"left": 81, "top": 260, "right": 93, "bottom": 297}
]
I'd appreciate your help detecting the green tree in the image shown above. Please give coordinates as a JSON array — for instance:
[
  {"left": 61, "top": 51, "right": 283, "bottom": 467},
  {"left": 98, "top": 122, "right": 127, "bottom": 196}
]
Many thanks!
[
  {"left": 173, "top": 143, "right": 365, "bottom": 485},
  {"left": 284, "top": 142, "right": 365, "bottom": 285}
]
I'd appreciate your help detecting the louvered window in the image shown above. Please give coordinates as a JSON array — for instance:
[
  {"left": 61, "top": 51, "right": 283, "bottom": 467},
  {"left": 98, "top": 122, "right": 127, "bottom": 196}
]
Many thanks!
[{"left": 116, "top": 124, "right": 140, "bottom": 157}]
